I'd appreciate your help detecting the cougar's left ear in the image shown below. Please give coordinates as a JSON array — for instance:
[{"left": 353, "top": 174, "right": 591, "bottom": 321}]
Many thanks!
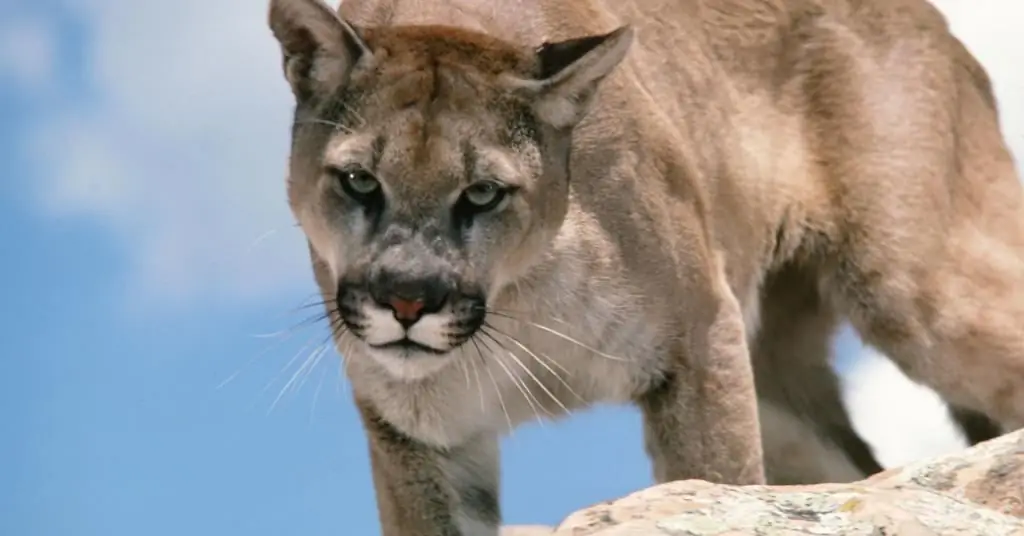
[
  {"left": 507, "top": 25, "right": 634, "bottom": 129},
  {"left": 268, "top": 0, "right": 373, "bottom": 101}
]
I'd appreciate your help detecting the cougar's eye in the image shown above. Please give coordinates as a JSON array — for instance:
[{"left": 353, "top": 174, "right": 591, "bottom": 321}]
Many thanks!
[
  {"left": 460, "top": 180, "right": 507, "bottom": 212},
  {"left": 329, "top": 165, "right": 381, "bottom": 203}
]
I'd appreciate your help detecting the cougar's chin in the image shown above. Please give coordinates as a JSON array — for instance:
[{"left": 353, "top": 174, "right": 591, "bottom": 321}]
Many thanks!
[{"left": 365, "top": 343, "right": 455, "bottom": 381}]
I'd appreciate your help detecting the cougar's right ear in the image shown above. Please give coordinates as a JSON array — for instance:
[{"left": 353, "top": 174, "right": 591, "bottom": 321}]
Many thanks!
[
  {"left": 503, "top": 26, "right": 634, "bottom": 130},
  {"left": 268, "top": 0, "right": 372, "bottom": 101}
]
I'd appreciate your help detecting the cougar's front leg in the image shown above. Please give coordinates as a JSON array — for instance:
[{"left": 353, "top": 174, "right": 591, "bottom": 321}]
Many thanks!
[
  {"left": 637, "top": 279, "right": 766, "bottom": 486},
  {"left": 358, "top": 401, "right": 501, "bottom": 536}
]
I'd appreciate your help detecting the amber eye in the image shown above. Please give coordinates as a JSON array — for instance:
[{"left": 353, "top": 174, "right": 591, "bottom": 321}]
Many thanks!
[
  {"left": 461, "top": 181, "right": 506, "bottom": 211},
  {"left": 329, "top": 166, "right": 381, "bottom": 204}
]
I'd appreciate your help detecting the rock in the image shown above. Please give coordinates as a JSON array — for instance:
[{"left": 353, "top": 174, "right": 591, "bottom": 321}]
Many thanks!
[
  {"left": 555, "top": 480, "right": 1023, "bottom": 535},
  {"left": 502, "top": 429, "right": 1024, "bottom": 536},
  {"left": 863, "top": 424, "right": 1024, "bottom": 519}
]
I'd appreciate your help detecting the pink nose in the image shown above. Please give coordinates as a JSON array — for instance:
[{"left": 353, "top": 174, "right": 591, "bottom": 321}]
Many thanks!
[{"left": 389, "top": 297, "right": 425, "bottom": 322}]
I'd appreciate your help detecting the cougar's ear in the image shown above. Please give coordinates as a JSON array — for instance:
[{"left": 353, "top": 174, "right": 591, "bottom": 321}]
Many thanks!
[
  {"left": 508, "top": 25, "right": 634, "bottom": 129},
  {"left": 268, "top": 0, "right": 372, "bottom": 101}
]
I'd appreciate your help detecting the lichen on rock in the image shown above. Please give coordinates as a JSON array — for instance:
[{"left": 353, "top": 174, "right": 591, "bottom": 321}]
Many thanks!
[{"left": 501, "top": 429, "right": 1024, "bottom": 536}]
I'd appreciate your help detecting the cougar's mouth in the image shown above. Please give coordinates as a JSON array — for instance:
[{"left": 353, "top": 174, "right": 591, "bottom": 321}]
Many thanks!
[{"left": 369, "top": 338, "right": 449, "bottom": 356}]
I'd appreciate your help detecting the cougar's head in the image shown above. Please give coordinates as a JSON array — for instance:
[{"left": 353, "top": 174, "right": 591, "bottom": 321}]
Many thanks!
[{"left": 269, "top": 0, "right": 632, "bottom": 379}]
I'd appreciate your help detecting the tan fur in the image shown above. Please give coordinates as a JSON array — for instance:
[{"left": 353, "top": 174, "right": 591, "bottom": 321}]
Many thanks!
[
  {"left": 268, "top": 0, "right": 1024, "bottom": 534},
  {"left": 759, "top": 399, "right": 863, "bottom": 485}
]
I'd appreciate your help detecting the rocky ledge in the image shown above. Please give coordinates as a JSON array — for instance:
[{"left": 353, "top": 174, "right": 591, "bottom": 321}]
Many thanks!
[{"left": 501, "top": 428, "right": 1024, "bottom": 535}]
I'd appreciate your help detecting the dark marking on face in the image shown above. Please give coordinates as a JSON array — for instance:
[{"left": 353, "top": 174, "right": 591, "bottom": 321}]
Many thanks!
[
  {"left": 460, "top": 140, "right": 478, "bottom": 185},
  {"left": 371, "top": 134, "right": 387, "bottom": 171},
  {"left": 336, "top": 280, "right": 370, "bottom": 338},
  {"left": 427, "top": 57, "right": 443, "bottom": 104},
  {"left": 446, "top": 294, "right": 487, "bottom": 346}
]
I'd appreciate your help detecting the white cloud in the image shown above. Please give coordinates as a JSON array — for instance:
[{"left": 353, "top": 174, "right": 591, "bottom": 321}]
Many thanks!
[
  {"left": 29, "top": 0, "right": 310, "bottom": 305},
  {"left": 841, "top": 344, "right": 967, "bottom": 468},
  {"left": 0, "top": 15, "right": 57, "bottom": 91},
  {"left": 21, "top": 0, "right": 1023, "bottom": 310},
  {"left": 31, "top": 113, "right": 136, "bottom": 216}
]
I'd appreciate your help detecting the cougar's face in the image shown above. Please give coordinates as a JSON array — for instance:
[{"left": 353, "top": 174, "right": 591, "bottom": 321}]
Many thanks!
[
  {"left": 287, "top": 32, "right": 570, "bottom": 378},
  {"left": 269, "top": 0, "right": 632, "bottom": 379}
]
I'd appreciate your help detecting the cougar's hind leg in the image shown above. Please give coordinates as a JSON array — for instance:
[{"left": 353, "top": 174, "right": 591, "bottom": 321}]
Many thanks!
[
  {"left": 816, "top": 18, "right": 1024, "bottom": 439},
  {"left": 948, "top": 405, "right": 1003, "bottom": 445},
  {"left": 752, "top": 263, "right": 884, "bottom": 483}
]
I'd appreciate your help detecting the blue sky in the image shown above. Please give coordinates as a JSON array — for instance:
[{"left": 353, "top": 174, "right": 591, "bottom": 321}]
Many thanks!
[{"left": 1, "top": 1, "right": 1020, "bottom": 535}]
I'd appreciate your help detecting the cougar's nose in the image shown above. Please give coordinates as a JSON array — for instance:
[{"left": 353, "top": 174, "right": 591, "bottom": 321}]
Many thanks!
[{"left": 369, "top": 273, "right": 451, "bottom": 328}]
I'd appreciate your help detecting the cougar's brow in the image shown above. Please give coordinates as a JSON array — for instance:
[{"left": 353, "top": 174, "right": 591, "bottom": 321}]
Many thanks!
[{"left": 324, "top": 133, "right": 378, "bottom": 170}]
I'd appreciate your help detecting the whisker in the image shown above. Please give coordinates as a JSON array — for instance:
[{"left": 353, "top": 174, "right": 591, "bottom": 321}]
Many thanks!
[
  {"left": 309, "top": 357, "right": 332, "bottom": 424},
  {"left": 457, "top": 346, "right": 471, "bottom": 391},
  {"left": 329, "top": 316, "right": 349, "bottom": 339},
  {"left": 485, "top": 324, "right": 586, "bottom": 407},
  {"left": 250, "top": 310, "right": 331, "bottom": 341},
  {"left": 486, "top": 323, "right": 572, "bottom": 377},
  {"left": 268, "top": 339, "right": 331, "bottom": 414},
  {"left": 478, "top": 306, "right": 558, "bottom": 319},
  {"left": 217, "top": 330, "right": 303, "bottom": 390},
  {"left": 292, "top": 336, "right": 335, "bottom": 395},
  {"left": 483, "top": 327, "right": 571, "bottom": 416},
  {"left": 246, "top": 228, "right": 278, "bottom": 254},
  {"left": 339, "top": 348, "right": 352, "bottom": 393},
  {"left": 474, "top": 336, "right": 514, "bottom": 435},
  {"left": 287, "top": 298, "right": 337, "bottom": 315},
  {"left": 260, "top": 333, "right": 324, "bottom": 400},
  {"left": 255, "top": 292, "right": 331, "bottom": 324},
  {"left": 467, "top": 337, "right": 487, "bottom": 412},
  {"left": 223, "top": 315, "right": 329, "bottom": 393},
  {"left": 219, "top": 293, "right": 342, "bottom": 398},
  {"left": 294, "top": 117, "right": 354, "bottom": 133},
  {"left": 341, "top": 355, "right": 352, "bottom": 384},
  {"left": 484, "top": 310, "right": 631, "bottom": 362},
  {"left": 479, "top": 330, "right": 550, "bottom": 424},
  {"left": 331, "top": 329, "right": 355, "bottom": 382}
]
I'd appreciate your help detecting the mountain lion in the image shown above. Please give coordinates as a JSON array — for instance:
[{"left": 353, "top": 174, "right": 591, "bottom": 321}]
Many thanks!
[{"left": 267, "top": 0, "right": 1023, "bottom": 533}]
